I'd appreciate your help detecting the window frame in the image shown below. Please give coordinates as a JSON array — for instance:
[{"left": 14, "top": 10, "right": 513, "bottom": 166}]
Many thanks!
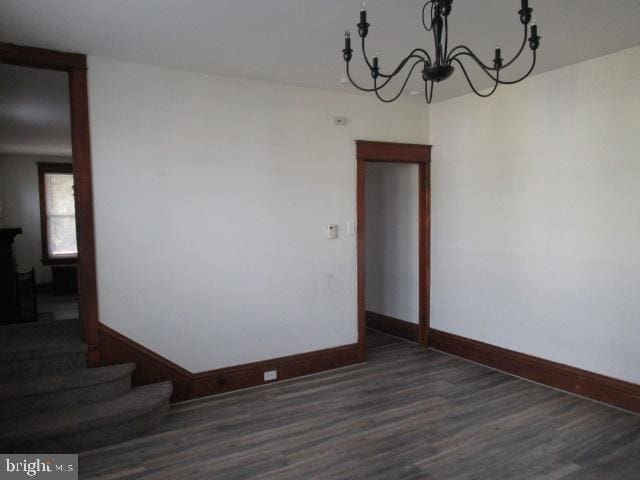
[{"left": 37, "top": 162, "right": 77, "bottom": 265}]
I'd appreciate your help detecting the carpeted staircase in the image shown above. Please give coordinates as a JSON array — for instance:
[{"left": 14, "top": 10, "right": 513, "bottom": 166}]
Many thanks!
[{"left": 0, "top": 318, "right": 172, "bottom": 453}]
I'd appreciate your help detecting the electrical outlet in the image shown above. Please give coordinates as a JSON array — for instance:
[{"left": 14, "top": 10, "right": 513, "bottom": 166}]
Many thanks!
[{"left": 264, "top": 370, "right": 277, "bottom": 382}]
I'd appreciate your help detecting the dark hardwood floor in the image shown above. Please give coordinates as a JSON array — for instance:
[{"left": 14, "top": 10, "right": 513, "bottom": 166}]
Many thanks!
[
  {"left": 366, "top": 327, "right": 406, "bottom": 349},
  {"left": 79, "top": 329, "right": 640, "bottom": 479}
]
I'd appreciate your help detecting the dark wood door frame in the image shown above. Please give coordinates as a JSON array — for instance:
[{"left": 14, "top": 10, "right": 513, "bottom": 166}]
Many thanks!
[
  {"left": 356, "top": 140, "right": 432, "bottom": 361},
  {"left": 1, "top": 42, "right": 100, "bottom": 366}
]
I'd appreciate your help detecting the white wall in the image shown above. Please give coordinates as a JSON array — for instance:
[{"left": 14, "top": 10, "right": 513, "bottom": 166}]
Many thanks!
[
  {"left": 0, "top": 154, "right": 72, "bottom": 284},
  {"left": 365, "top": 163, "right": 419, "bottom": 323},
  {"left": 88, "top": 56, "right": 428, "bottom": 372},
  {"left": 429, "top": 46, "right": 640, "bottom": 384}
]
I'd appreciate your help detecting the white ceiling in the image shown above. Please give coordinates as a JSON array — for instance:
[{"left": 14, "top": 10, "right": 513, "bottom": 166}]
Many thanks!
[
  {"left": 1, "top": 0, "right": 640, "bottom": 131},
  {"left": 0, "top": 64, "right": 71, "bottom": 156}
]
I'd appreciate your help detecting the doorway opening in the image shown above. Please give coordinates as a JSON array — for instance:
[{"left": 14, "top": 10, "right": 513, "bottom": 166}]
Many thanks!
[
  {"left": 356, "top": 141, "right": 431, "bottom": 361},
  {"left": 0, "top": 43, "right": 100, "bottom": 365},
  {"left": 0, "top": 62, "right": 79, "bottom": 325}
]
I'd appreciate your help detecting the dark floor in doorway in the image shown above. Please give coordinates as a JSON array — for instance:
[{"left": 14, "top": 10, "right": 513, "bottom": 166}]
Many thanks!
[{"left": 366, "top": 327, "right": 406, "bottom": 349}]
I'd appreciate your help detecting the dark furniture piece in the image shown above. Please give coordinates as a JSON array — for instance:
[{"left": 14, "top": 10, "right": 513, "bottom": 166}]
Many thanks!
[
  {"left": 0, "top": 228, "right": 22, "bottom": 324},
  {"left": 17, "top": 268, "right": 37, "bottom": 322},
  {"left": 52, "top": 265, "right": 78, "bottom": 295}
]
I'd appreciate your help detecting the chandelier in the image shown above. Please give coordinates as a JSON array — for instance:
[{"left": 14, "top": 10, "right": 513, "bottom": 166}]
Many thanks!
[{"left": 341, "top": 0, "right": 541, "bottom": 103}]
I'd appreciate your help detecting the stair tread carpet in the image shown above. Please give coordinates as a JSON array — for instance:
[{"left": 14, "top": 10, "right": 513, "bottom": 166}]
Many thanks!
[
  {"left": 0, "top": 381, "right": 173, "bottom": 448},
  {"left": 0, "top": 318, "right": 81, "bottom": 340},
  {"left": 0, "top": 363, "right": 135, "bottom": 401},
  {"left": 0, "top": 336, "right": 87, "bottom": 362}
]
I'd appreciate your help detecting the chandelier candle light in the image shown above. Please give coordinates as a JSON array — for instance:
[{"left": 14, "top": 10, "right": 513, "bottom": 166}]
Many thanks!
[{"left": 342, "top": 0, "right": 541, "bottom": 103}]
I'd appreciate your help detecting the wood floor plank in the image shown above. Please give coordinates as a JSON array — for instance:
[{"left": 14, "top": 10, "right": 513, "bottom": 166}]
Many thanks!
[{"left": 79, "top": 331, "right": 640, "bottom": 479}]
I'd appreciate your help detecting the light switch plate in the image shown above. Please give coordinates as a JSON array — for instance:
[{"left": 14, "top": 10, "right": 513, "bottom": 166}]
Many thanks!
[{"left": 327, "top": 224, "right": 338, "bottom": 239}]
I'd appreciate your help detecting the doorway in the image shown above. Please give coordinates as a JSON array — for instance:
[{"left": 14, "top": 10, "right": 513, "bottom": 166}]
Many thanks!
[
  {"left": 0, "top": 61, "right": 79, "bottom": 324},
  {"left": 356, "top": 141, "right": 431, "bottom": 361},
  {"left": 0, "top": 43, "right": 100, "bottom": 365}
]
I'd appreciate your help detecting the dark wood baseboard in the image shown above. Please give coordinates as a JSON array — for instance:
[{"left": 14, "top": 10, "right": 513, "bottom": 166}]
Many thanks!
[
  {"left": 429, "top": 329, "right": 640, "bottom": 415},
  {"left": 366, "top": 311, "right": 419, "bottom": 343},
  {"left": 190, "top": 343, "right": 359, "bottom": 399},
  {"left": 98, "top": 323, "right": 360, "bottom": 403},
  {"left": 98, "top": 324, "right": 193, "bottom": 402}
]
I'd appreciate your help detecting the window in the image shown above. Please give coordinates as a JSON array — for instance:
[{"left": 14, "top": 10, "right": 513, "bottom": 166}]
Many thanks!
[{"left": 38, "top": 163, "right": 77, "bottom": 264}]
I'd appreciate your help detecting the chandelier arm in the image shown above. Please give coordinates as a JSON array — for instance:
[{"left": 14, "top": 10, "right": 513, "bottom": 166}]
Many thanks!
[
  {"left": 361, "top": 38, "right": 429, "bottom": 78},
  {"left": 433, "top": 14, "right": 442, "bottom": 65},
  {"left": 425, "top": 80, "right": 435, "bottom": 104},
  {"left": 373, "top": 60, "right": 424, "bottom": 103},
  {"left": 378, "top": 53, "right": 428, "bottom": 79},
  {"left": 360, "top": 37, "right": 378, "bottom": 74},
  {"left": 492, "top": 50, "right": 537, "bottom": 85},
  {"left": 346, "top": 62, "right": 394, "bottom": 92},
  {"left": 447, "top": 25, "right": 528, "bottom": 71},
  {"left": 444, "top": 15, "right": 449, "bottom": 61},
  {"left": 453, "top": 50, "right": 537, "bottom": 85},
  {"left": 433, "top": 26, "right": 439, "bottom": 65},
  {"left": 452, "top": 58, "right": 500, "bottom": 97},
  {"left": 346, "top": 52, "right": 426, "bottom": 93},
  {"left": 449, "top": 52, "right": 499, "bottom": 82},
  {"left": 422, "top": 1, "right": 435, "bottom": 32},
  {"left": 501, "top": 26, "right": 529, "bottom": 70},
  {"left": 412, "top": 48, "right": 433, "bottom": 65},
  {"left": 360, "top": 37, "right": 379, "bottom": 74}
]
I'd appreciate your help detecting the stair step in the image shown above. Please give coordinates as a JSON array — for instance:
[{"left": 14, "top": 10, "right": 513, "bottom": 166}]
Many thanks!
[
  {"left": 0, "top": 337, "right": 87, "bottom": 379},
  {"left": 0, "top": 363, "right": 135, "bottom": 419},
  {"left": 0, "top": 318, "right": 81, "bottom": 340},
  {"left": 0, "top": 381, "right": 173, "bottom": 453}
]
